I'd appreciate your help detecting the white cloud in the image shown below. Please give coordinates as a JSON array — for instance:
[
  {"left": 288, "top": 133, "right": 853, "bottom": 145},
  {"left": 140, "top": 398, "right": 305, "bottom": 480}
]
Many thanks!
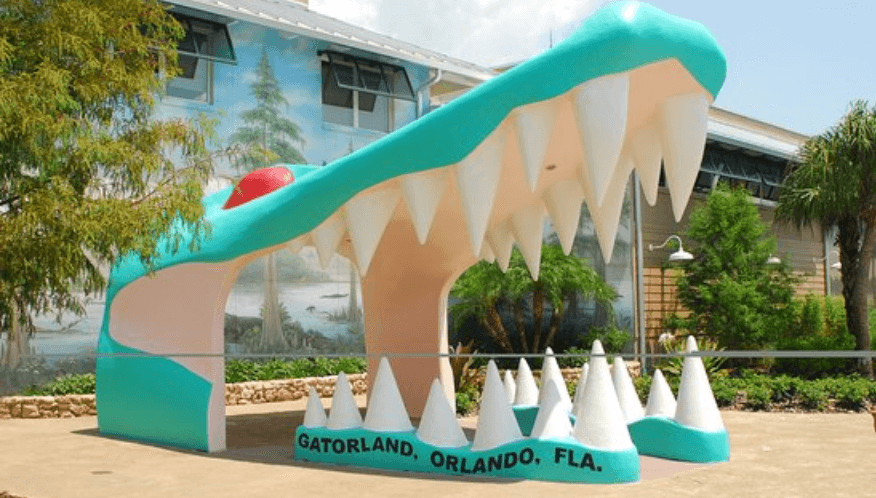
[{"left": 309, "top": 0, "right": 608, "bottom": 67}]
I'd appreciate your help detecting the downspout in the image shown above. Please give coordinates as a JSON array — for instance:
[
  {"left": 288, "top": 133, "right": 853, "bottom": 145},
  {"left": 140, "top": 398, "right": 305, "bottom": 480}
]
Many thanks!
[
  {"left": 415, "top": 68, "right": 443, "bottom": 118},
  {"left": 633, "top": 172, "right": 647, "bottom": 373}
]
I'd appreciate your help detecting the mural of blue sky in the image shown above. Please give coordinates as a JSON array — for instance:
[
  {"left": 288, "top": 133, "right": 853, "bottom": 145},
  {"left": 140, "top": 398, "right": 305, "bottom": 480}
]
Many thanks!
[{"left": 154, "top": 20, "right": 428, "bottom": 178}]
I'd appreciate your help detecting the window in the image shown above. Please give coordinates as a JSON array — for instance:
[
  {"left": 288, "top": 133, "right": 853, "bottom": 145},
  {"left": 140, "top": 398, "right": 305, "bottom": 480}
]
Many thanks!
[
  {"left": 320, "top": 51, "right": 415, "bottom": 133},
  {"left": 165, "top": 12, "right": 236, "bottom": 104}
]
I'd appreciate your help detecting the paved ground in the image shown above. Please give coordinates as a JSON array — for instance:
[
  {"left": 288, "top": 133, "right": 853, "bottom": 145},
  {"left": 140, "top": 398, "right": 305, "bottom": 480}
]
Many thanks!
[{"left": 1, "top": 397, "right": 874, "bottom": 498}]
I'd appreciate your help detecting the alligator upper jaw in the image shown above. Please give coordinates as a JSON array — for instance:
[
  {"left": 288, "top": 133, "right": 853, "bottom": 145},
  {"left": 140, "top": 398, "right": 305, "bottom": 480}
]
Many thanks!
[{"left": 289, "top": 58, "right": 711, "bottom": 282}]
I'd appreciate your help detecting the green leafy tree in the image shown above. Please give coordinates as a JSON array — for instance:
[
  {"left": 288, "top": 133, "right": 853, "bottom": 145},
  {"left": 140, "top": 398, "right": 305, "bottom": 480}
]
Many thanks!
[
  {"left": 229, "top": 49, "right": 306, "bottom": 350},
  {"left": 776, "top": 100, "right": 876, "bottom": 377},
  {"left": 450, "top": 244, "right": 618, "bottom": 354},
  {"left": 665, "top": 183, "right": 798, "bottom": 351},
  {"left": 0, "top": 0, "right": 217, "bottom": 367}
]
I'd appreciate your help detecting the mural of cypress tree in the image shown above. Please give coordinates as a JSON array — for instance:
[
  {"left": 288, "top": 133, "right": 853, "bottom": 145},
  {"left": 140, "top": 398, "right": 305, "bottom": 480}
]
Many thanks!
[{"left": 230, "top": 48, "right": 307, "bottom": 351}]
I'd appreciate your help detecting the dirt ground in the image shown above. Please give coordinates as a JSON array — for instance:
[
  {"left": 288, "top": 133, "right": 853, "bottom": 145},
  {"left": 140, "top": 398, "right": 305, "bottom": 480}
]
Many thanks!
[{"left": 1, "top": 397, "right": 874, "bottom": 498}]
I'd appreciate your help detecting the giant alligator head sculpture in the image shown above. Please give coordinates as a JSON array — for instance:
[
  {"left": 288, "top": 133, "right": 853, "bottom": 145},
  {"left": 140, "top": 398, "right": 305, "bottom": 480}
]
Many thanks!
[{"left": 96, "top": 1, "right": 726, "bottom": 453}]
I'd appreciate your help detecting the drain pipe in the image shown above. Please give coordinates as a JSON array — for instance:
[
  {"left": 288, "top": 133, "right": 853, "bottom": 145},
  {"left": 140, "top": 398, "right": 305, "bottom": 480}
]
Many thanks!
[
  {"left": 633, "top": 172, "right": 648, "bottom": 373},
  {"left": 415, "top": 68, "right": 443, "bottom": 118}
]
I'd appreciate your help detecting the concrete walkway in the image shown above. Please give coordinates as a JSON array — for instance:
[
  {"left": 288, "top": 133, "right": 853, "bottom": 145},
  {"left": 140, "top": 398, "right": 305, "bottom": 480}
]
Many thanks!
[{"left": 1, "top": 397, "right": 874, "bottom": 498}]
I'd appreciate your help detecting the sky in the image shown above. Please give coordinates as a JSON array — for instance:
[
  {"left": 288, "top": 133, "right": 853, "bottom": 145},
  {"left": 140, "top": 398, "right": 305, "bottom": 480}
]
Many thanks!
[{"left": 309, "top": 0, "right": 876, "bottom": 137}]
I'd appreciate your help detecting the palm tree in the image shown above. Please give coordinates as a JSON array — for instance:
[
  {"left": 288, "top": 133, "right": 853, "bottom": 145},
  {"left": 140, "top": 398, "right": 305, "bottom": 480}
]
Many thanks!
[
  {"left": 449, "top": 244, "right": 617, "bottom": 354},
  {"left": 776, "top": 100, "right": 876, "bottom": 377}
]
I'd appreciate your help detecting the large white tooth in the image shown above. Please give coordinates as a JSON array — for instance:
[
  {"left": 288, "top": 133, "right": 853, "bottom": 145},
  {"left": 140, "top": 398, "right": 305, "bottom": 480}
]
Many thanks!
[
  {"left": 514, "top": 358, "right": 539, "bottom": 406},
  {"left": 543, "top": 180, "right": 584, "bottom": 255},
  {"left": 674, "top": 336, "right": 724, "bottom": 431},
  {"left": 326, "top": 371, "right": 362, "bottom": 430},
  {"left": 487, "top": 222, "right": 515, "bottom": 272},
  {"left": 510, "top": 205, "right": 545, "bottom": 280},
  {"left": 400, "top": 169, "right": 447, "bottom": 245},
  {"left": 538, "top": 347, "right": 573, "bottom": 412},
  {"left": 480, "top": 242, "right": 496, "bottom": 263},
  {"left": 417, "top": 378, "right": 469, "bottom": 448},
  {"left": 311, "top": 213, "right": 346, "bottom": 269},
  {"left": 363, "top": 357, "right": 413, "bottom": 432},
  {"left": 611, "top": 356, "right": 644, "bottom": 423},
  {"left": 660, "top": 92, "right": 709, "bottom": 221},
  {"left": 645, "top": 368, "right": 677, "bottom": 418},
  {"left": 471, "top": 361, "right": 524, "bottom": 451},
  {"left": 503, "top": 369, "right": 517, "bottom": 404},
  {"left": 345, "top": 189, "right": 400, "bottom": 277},
  {"left": 572, "top": 340, "right": 635, "bottom": 450},
  {"left": 572, "top": 363, "right": 590, "bottom": 417},
  {"left": 303, "top": 386, "right": 327, "bottom": 428},
  {"left": 573, "top": 73, "right": 630, "bottom": 207},
  {"left": 588, "top": 153, "right": 633, "bottom": 262},
  {"left": 514, "top": 100, "right": 557, "bottom": 191},
  {"left": 630, "top": 125, "right": 663, "bottom": 207},
  {"left": 530, "top": 377, "right": 574, "bottom": 440},
  {"left": 455, "top": 128, "right": 506, "bottom": 257}
]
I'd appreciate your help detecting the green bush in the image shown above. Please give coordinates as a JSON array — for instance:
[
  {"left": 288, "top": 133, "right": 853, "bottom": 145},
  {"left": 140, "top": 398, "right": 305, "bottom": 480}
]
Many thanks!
[
  {"left": 455, "top": 384, "right": 480, "bottom": 415},
  {"left": 774, "top": 295, "right": 856, "bottom": 378},
  {"left": 744, "top": 384, "right": 771, "bottom": 410},
  {"left": 796, "top": 382, "right": 829, "bottom": 410},
  {"left": 23, "top": 373, "right": 96, "bottom": 396},
  {"left": 223, "top": 357, "right": 367, "bottom": 384}
]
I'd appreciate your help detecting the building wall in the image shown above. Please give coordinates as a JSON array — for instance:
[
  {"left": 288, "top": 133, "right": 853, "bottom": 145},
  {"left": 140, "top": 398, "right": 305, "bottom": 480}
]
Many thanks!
[{"left": 154, "top": 19, "right": 431, "bottom": 174}]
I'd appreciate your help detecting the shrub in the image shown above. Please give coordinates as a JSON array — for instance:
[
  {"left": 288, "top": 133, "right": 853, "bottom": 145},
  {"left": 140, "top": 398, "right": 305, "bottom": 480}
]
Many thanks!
[
  {"left": 796, "top": 382, "right": 829, "bottom": 410},
  {"left": 835, "top": 378, "right": 870, "bottom": 410},
  {"left": 774, "top": 295, "right": 856, "bottom": 378},
  {"left": 23, "top": 373, "right": 96, "bottom": 396},
  {"left": 655, "top": 336, "right": 727, "bottom": 379},
  {"left": 744, "top": 384, "right": 771, "bottom": 410}
]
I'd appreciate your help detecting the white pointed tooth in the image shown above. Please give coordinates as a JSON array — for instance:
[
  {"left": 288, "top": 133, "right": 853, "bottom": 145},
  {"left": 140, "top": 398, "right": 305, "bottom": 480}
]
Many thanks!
[
  {"left": 543, "top": 180, "right": 584, "bottom": 255},
  {"left": 572, "top": 363, "right": 590, "bottom": 416},
  {"left": 311, "top": 213, "right": 346, "bottom": 269},
  {"left": 674, "top": 336, "right": 724, "bottom": 431},
  {"left": 503, "top": 370, "right": 517, "bottom": 404},
  {"left": 303, "top": 386, "right": 327, "bottom": 428},
  {"left": 455, "top": 128, "right": 506, "bottom": 257},
  {"left": 514, "top": 100, "right": 557, "bottom": 191},
  {"left": 588, "top": 153, "right": 633, "bottom": 262},
  {"left": 660, "top": 92, "right": 709, "bottom": 221},
  {"left": 514, "top": 358, "right": 539, "bottom": 406},
  {"left": 417, "top": 378, "right": 469, "bottom": 448},
  {"left": 645, "top": 369, "right": 677, "bottom": 417},
  {"left": 400, "top": 169, "right": 447, "bottom": 245},
  {"left": 472, "top": 361, "right": 524, "bottom": 451},
  {"left": 530, "top": 376, "right": 574, "bottom": 440},
  {"left": 345, "top": 189, "right": 400, "bottom": 277},
  {"left": 510, "top": 205, "right": 545, "bottom": 280},
  {"left": 572, "top": 340, "right": 635, "bottom": 450},
  {"left": 487, "top": 222, "right": 515, "bottom": 272},
  {"left": 611, "top": 356, "right": 644, "bottom": 423},
  {"left": 326, "top": 371, "right": 362, "bottom": 430},
  {"left": 630, "top": 125, "right": 663, "bottom": 207},
  {"left": 538, "top": 348, "right": 573, "bottom": 412},
  {"left": 363, "top": 357, "right": 413, "bottom": 432},
  {"left": 480, "top": 242, "right": 496, "bottom": 263},
  {"left": 573, "top": 73, "right": 630, "bottom": 207}
]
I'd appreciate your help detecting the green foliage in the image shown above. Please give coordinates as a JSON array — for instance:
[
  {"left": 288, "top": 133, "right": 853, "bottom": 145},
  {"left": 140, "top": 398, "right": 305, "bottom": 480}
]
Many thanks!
[
  {"left": 0, "top": 0, "right": 220, "bottom": 363},
  {"left": 665, "top": 184, "right": 799, "bottom": 351},
  {"left": 777, "top": 100, "right": 876, "bottom": 373},
  {"left": 450, "top": 244, "right": 618, "bottom": 354},
  {"left": 224, "top": 357, "right": 366, "bottom": 384},
  {"left": 774, "top": 295, "right": 856, "bottom": 377},
  {"left": 654, "top": 336, "right": 727, "bottom": 379},
  {"left": 23, "top": 373, "right": 96, "bottom": 396}
]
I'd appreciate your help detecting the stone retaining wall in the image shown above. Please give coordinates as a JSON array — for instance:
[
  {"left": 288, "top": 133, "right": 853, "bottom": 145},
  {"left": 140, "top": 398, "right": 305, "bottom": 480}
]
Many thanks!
[{"left": 0, "top": 362, "right": 640, "bottom": 419}]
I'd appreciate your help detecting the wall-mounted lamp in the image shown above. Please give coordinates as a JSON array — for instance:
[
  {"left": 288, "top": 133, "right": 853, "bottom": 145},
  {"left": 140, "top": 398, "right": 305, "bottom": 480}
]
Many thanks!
[
  {"left": 649, "top": 234, "right": 693, "bottom": 262},
  {"left": 814, "top": 250, "right": 841, "bottom": 270},
  {"left": 766, "top": 254, "right": 782, "bottom": 265}
]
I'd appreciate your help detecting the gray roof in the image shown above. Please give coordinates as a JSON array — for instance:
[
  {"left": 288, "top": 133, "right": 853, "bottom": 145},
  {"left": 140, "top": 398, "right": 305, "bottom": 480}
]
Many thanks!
[{"left": 169, "top": 0, "right": 495, "bottom": 84}]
